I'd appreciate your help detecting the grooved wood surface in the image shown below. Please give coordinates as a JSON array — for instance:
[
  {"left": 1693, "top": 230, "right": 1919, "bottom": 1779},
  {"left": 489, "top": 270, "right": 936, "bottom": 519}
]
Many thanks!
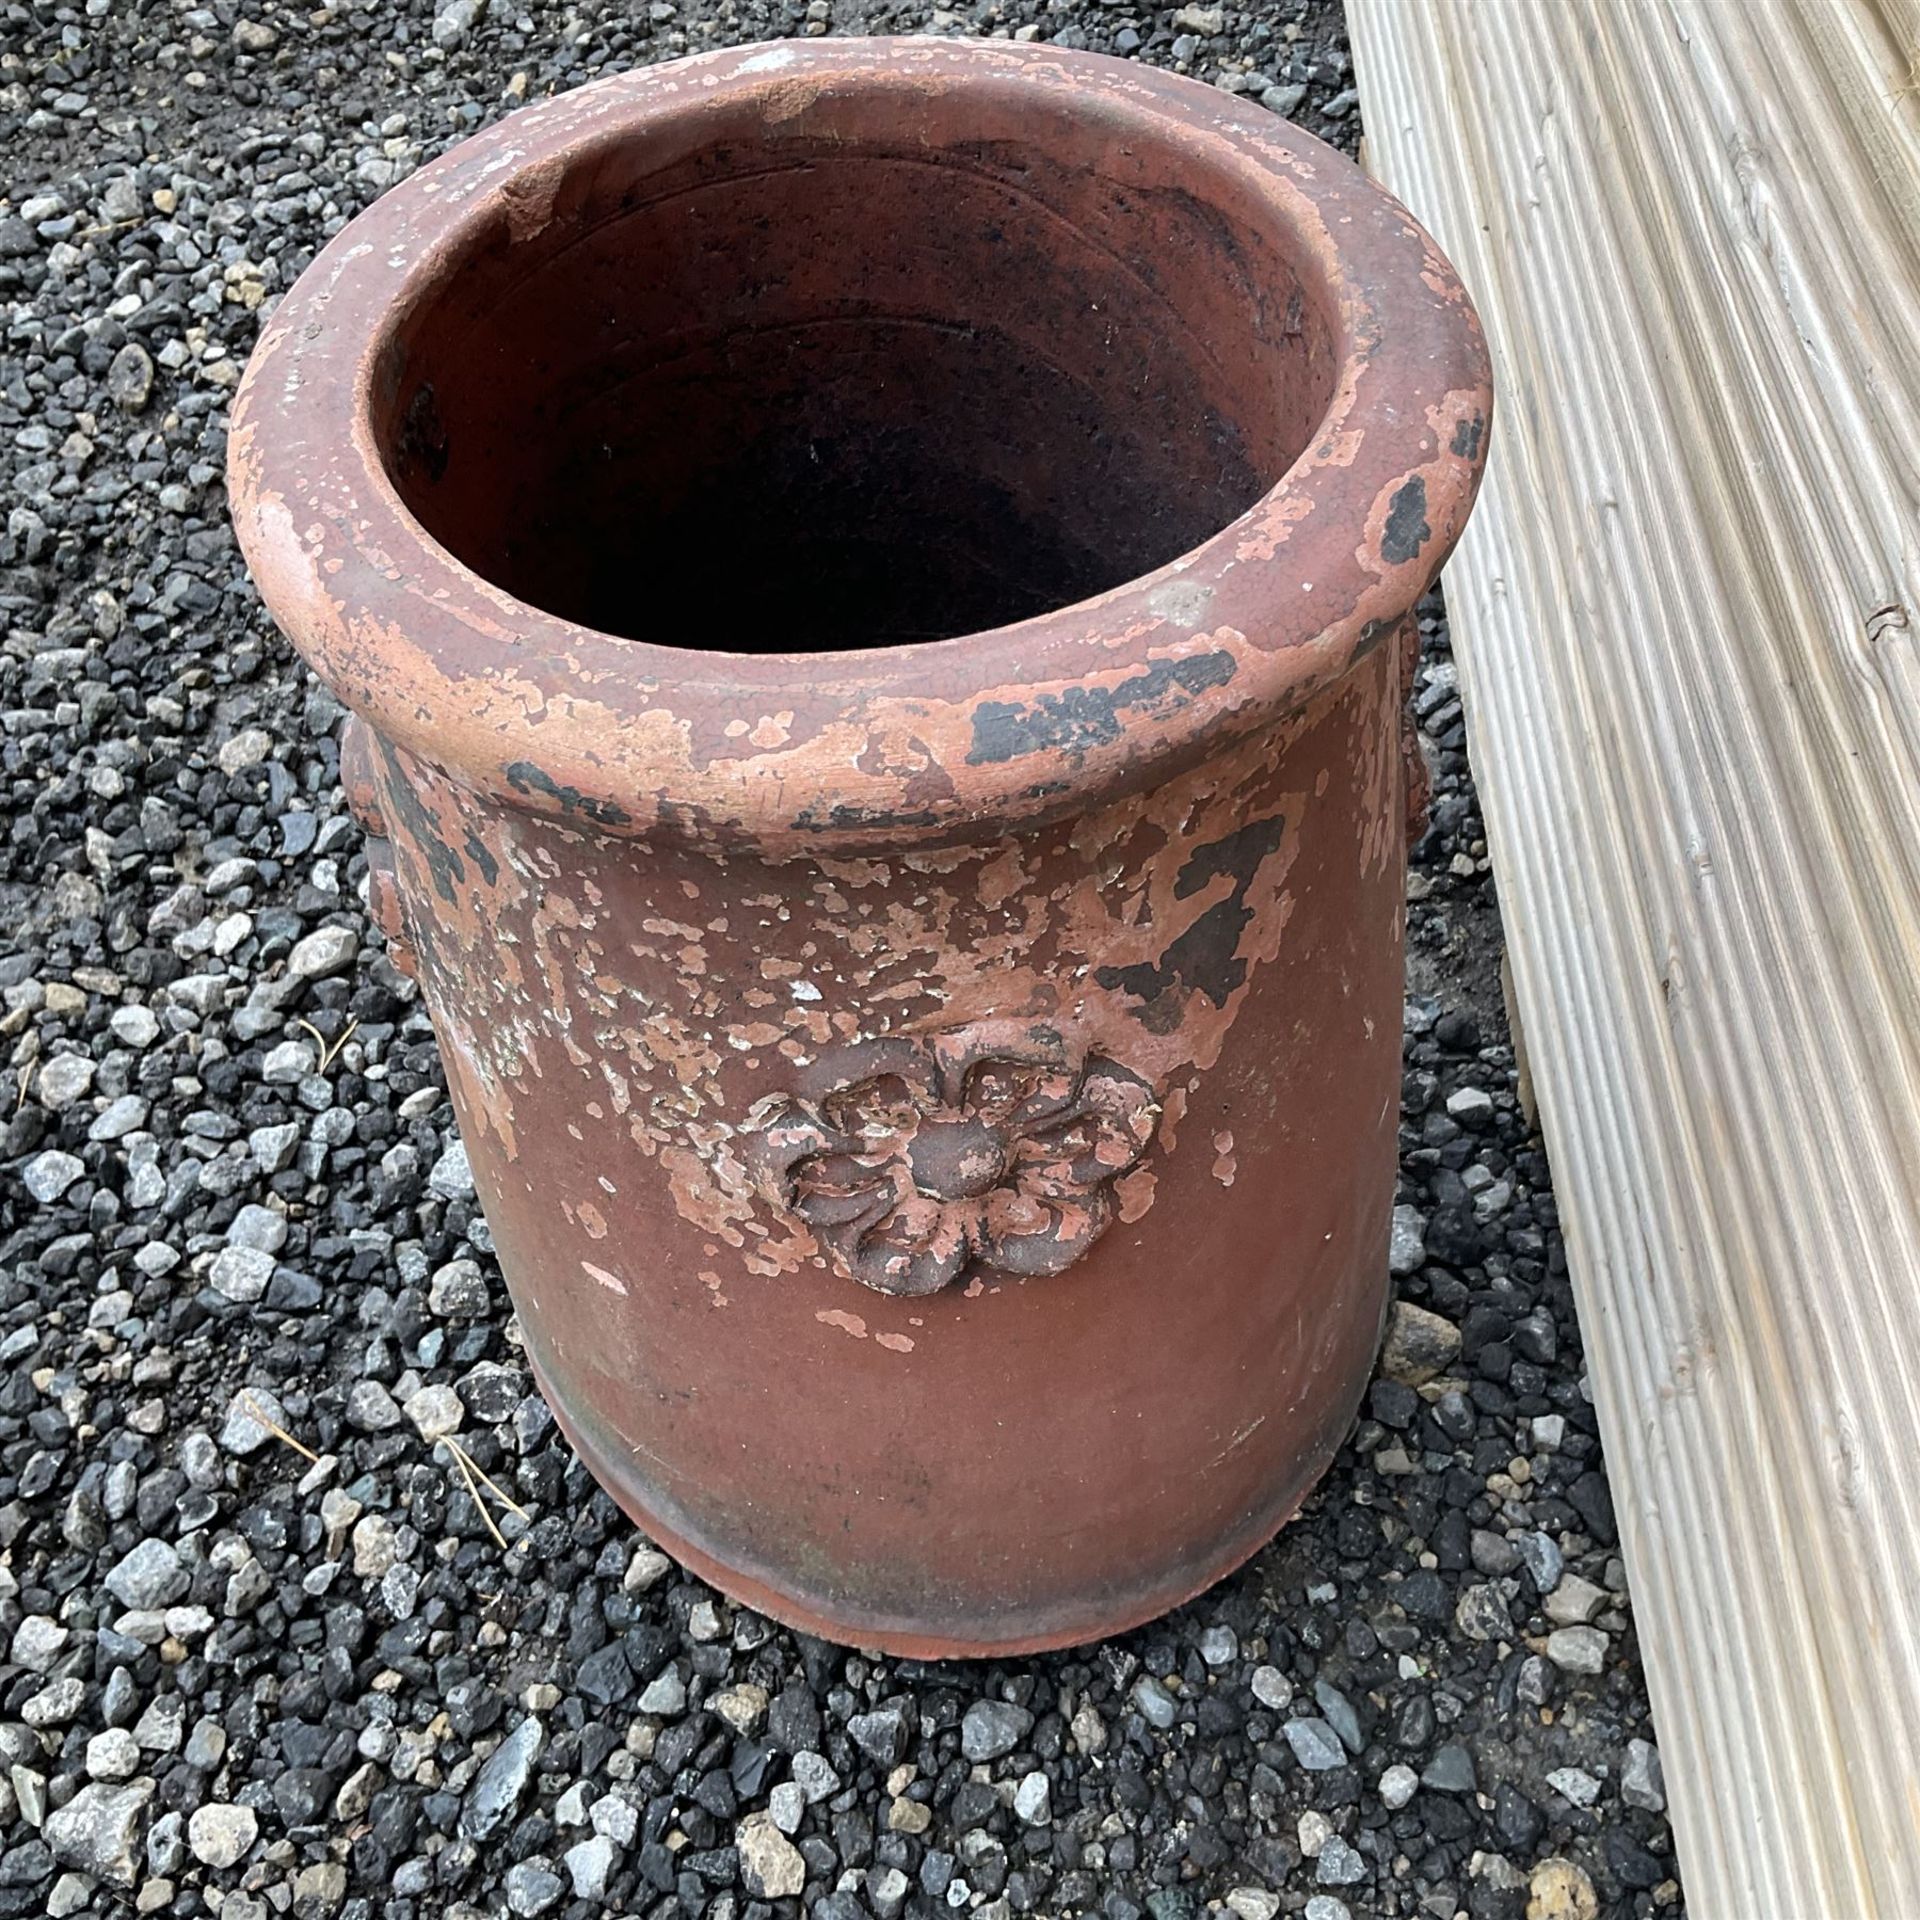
[{"left": 1348, "top": 3, "right": 1920, "bottom": 1914}]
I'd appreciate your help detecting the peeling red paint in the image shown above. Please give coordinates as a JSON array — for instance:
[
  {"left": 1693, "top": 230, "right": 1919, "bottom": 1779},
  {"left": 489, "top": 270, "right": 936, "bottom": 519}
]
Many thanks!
[
  {"left": 1212, "top": 1130, "right": 1239, "bottom": 1188},
  {"left": 581, "top": 1261, "right": 627, "bottom": 1296}
]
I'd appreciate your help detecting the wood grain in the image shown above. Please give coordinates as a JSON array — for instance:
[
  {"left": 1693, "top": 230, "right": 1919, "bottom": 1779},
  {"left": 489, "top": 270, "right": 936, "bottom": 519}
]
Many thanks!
[{"left": 1348, "top": 3, "right": 1920, "bottom": 1914}]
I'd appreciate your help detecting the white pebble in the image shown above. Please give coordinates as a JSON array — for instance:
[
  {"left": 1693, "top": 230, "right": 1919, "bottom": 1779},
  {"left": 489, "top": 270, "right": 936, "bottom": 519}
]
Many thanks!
[
  {"left": 86, "top": 1728, "right": 141, "bottom": 1781},
  {"left": 1378, "top": 1763, "right": 1419, "bottom": 1810},
  {"left": 289, "top": 924, "right": 358, "bottom": 979},
  {"left": 188, "top": 1801, "right": 258, "bottom": 1868},
  {"left": 1012, "top": 1771, "right": 1050, "bottom": 1825},
  {"left": 404, "top": 1383, "right": 464, "bottom": 1441},
  {"left": 1546, "top": 1624, "right": 1609, "bottom": 1675},
  {"left": 1250, "top": 1665, "right": 1293, "bottom": 1711}
]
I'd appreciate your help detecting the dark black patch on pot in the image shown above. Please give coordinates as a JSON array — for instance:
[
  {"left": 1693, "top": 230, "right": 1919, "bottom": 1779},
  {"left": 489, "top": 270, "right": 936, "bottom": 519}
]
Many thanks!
[
  {"left": 1171, "top": 815, "right": 1287, "bottom": 904},
  {"left": 1381, "top": 477, "right": 1431, "bottom": 566},
  {"left": 503, "top": 761, "right": 632, "bottom": 829},
  {"left": 1017, "top": 781, "right": 1073, "bottom": 803},
  {"left": 966, "top": 652, "right": 1236, "bottom": 766},
  {"left": 1451, "top": 414, "right": 1485, "bottom": 461},
  {"left": 1095, "top": 813, "right": 1286, "bottom": 1016},
  {"left": 376, "top": 737, "right": 463, "bottom": 906},
  {"left": 792, "top": 802, "right": 944, "bottom": 833},
  {"left": 463, "top": 832, "right": 499, "bottom": 888}
]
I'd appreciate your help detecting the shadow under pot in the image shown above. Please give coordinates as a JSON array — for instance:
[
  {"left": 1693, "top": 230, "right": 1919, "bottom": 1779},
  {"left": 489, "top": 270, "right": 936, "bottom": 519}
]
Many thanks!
[{"left": 229, "top": 38, "right": 1491, "bottom": 1658}]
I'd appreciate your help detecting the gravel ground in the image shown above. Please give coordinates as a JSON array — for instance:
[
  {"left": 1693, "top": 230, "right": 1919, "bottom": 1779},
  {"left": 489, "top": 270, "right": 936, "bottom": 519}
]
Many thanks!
[{"left": 1, "top": 2, "right": 1684, "bottom": 1917}]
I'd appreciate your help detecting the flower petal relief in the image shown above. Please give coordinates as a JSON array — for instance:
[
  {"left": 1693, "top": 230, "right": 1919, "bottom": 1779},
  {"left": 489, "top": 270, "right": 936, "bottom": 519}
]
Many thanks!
[{"left": 747, "top": 1021, "right": 1161, "bottom": 1296}]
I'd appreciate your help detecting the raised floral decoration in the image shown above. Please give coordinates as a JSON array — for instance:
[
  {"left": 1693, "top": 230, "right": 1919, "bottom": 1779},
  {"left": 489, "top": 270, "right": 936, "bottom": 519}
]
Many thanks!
[{"left": 746, "top": 1022, "right": 1161, "bottom": 1297}]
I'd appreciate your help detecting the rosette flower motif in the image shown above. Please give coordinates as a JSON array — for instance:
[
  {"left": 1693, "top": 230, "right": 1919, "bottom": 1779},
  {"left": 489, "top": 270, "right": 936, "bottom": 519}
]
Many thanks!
[{"left": 748, "top": 1023, "right": 1161, "bottom": 1296}]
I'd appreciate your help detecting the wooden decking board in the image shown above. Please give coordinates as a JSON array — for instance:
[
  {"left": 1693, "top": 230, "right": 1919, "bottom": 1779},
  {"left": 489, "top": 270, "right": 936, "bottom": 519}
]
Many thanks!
[{"left": 1348, "top": 4, "right": 1920, "bottom": 1914}]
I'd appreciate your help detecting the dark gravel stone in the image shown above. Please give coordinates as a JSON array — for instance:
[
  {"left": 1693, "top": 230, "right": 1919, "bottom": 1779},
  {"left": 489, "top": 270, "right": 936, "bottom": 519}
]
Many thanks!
[
  {"left": 1606, "top": 1828, "right": 1670, "bottom": 1890},
  {"left": 1396, "top": 1694, "right": 1438, "bottom": 1750},
  {"left": 848, "top": 1707, "right": 909, "bottom": 1768},
  {"left": 574, "top": 1641, "right": 633, "bottom": 1707},
  {"left": 460, "top": 1718, "right": 543, "bottom": 1842},
  {"left": 1420, "top": 1744, "right": 1477, "bottom": 1793},
  {"left": 1569, "top": 1470, "right": 1619, "bottom": 1544},
  {"left": 274, "top": 1768, "right": 335, "bottom": 1826},
  {"left": 961, "top": 1700, "right": 1033, "bottom": 1763},
  {"left": 1493, "top": 1781, "right": 1546, "bottom": 1852}
]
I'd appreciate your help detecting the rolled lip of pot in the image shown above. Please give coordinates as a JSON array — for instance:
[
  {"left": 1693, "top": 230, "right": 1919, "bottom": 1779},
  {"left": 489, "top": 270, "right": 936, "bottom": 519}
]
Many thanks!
[{"left": 227, "top": 38, "right": 1493, "bottom": 857}]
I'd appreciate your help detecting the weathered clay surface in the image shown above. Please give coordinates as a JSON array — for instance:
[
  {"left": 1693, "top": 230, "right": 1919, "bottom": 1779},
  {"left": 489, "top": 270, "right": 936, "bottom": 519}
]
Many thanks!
[{"left": 229, "top": 39, "right": 1491, "bottom": 1655}]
